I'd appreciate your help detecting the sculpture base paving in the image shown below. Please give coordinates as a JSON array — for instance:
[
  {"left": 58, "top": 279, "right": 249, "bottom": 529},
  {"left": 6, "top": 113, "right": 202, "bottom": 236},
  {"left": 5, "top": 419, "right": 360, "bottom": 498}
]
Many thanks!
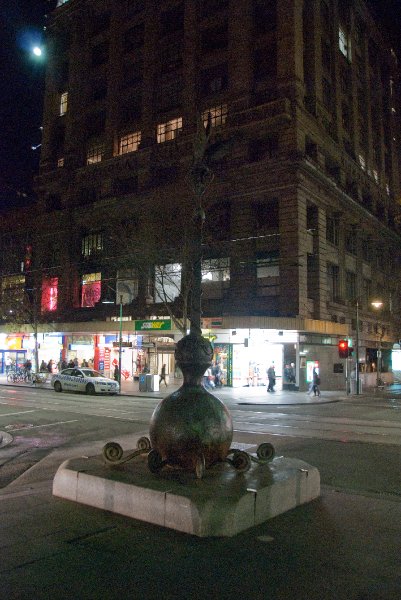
[{"left": 53, "top": 451, "right": 320, "bottom": 537}]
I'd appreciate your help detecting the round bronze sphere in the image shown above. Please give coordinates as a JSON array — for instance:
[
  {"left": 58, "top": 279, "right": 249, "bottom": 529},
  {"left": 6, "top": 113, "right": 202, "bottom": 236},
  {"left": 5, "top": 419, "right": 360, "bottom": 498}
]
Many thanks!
[{"left": 149, "top": 385, "right": 233, "bottom": 471}]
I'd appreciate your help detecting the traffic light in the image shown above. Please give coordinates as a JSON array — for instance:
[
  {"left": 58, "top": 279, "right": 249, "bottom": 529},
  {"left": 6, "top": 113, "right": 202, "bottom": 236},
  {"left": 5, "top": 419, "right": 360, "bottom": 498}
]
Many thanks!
[
  {"left": 338, "top": 339, "right": 349, "bottom": 358},
  {"left": 338, "top": 339, "right": 353, "bottom": 358}
]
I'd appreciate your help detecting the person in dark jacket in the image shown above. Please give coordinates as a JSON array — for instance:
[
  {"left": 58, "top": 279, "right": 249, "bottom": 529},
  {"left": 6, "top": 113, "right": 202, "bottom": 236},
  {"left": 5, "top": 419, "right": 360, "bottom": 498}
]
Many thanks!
[{"left": 267, "top": 364, "right": 276, "bottom": 392}]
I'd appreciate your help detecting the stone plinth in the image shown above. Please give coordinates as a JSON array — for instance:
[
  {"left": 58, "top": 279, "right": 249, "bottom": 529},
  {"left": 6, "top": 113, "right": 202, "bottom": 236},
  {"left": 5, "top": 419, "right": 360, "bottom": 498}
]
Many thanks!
[{"left": 53, "top": 452, "right": 320, "bottom": 537}]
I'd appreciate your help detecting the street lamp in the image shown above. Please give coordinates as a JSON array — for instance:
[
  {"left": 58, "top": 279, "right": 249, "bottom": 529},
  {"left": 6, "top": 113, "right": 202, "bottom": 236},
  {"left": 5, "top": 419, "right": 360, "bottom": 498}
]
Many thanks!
[
  {"left": 355, "top": 300, "right": 360, "bottom": 394},
  {"left": 371, "top": 299, "right": 384, "bottom": 387},
  {"left": 102, "top": 291, "right": 123, "bottom": 389}
]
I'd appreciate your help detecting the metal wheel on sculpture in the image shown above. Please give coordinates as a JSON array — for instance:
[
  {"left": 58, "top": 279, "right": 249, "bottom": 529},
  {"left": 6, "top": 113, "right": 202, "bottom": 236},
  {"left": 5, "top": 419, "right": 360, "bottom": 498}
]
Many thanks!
[
  {"left": 195, "top": 454, "right": 206, "bottom": 480},
  {"left": 148, "top": 449, "right": 164, "bottom": 473},
  {"left": 137, "top": 436, "right": 151, "bottom": 451},
  {"left": 231, "top": 450, "right": 252, "bottom": 472},
  {"left": 102, "top": 442, "right": 124, "bottom": 463},
  {"left": 256, "top": 442, "right": 275, "bottom": 461}
]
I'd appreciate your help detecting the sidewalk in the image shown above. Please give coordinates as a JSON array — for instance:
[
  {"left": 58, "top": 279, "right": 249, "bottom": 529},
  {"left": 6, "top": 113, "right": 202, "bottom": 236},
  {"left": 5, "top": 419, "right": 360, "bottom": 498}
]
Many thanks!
[{"left": 0, "top": 373, "right": 347, "bottom": 405}]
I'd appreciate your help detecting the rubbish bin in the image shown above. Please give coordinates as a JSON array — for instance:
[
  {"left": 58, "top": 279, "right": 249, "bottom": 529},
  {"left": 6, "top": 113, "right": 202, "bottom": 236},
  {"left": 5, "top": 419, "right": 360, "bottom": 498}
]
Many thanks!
[
  {"left": 139, "top": 373, "right": 147, "bottom": 391},
  {"left": 146, "top": 374, "right": 159, "bottom": 392}
]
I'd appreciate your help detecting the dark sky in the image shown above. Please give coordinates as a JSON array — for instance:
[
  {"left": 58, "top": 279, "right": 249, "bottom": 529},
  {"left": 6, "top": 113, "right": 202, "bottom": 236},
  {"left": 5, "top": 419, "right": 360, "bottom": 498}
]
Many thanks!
[{"left": 0, "top": 0, "right": 400, "bottom": 209}]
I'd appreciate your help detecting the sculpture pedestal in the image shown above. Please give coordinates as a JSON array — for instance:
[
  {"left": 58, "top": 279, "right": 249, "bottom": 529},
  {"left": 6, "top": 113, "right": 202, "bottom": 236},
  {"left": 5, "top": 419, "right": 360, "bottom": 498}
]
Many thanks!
[{"left": 53, "top": 448, "right": 320, "bottom": 537}]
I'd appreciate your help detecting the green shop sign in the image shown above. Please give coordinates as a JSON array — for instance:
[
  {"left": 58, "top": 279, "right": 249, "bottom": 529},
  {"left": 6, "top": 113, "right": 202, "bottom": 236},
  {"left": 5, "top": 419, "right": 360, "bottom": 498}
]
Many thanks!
[{"left": 135, "top": 319, "right": 172, "bottom": 331}]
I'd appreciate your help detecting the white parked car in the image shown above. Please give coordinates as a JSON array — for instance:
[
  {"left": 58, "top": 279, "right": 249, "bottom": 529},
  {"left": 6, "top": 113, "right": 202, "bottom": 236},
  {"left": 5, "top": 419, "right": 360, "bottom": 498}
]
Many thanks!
[{"left": 51, "top": 368, "right": 119, "bottom": 395}]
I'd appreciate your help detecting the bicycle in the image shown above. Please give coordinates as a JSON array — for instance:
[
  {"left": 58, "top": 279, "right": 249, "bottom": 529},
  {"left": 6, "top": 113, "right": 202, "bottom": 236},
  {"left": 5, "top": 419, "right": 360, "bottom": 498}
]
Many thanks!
[{"left": 7, "top": 369, "right": 25, "bottom": 383}]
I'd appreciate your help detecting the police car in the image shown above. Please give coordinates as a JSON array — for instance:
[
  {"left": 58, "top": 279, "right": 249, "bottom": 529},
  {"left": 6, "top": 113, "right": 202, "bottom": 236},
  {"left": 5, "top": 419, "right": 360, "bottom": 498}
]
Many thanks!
[{"left": 51, "top": 368, "right": 119, "bottom": 395}]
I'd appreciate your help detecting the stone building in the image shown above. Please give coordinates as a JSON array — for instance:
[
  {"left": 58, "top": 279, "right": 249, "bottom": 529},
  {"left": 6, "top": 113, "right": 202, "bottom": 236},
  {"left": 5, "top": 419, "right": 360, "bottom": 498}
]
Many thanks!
[{"left": 1, "top": 0, "right": 401, "bottom": 390}]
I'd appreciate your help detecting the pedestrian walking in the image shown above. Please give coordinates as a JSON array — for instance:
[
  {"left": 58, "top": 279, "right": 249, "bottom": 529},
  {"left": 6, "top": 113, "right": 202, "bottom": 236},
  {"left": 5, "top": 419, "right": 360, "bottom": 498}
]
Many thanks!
[
  {"left": 312, "top": 368, "right": 321, "bottom": 396},
  {"left": 114, "top": 364, "right": 120, "bottom": 382},
  {"left": 5, "top": 355, "right": 12, "bottom": 374},
  {"left": 267, "top": 364, "right": 276, "bottom": 392},
  {"left": 159, "top": 364, "right": 168, "bottom": 387},
  {"left": 47, "top": 359, "right": 54, "bottom": 374}
]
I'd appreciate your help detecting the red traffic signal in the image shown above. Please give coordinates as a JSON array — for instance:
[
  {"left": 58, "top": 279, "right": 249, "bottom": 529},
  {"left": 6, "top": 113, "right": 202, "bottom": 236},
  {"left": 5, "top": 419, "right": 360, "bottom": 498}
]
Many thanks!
[
  {"left": 338, "top": 339, "right": 353, "bottom": 358},
  {"left": 338, "top": 339, "right": 349, "bottom": 358}
]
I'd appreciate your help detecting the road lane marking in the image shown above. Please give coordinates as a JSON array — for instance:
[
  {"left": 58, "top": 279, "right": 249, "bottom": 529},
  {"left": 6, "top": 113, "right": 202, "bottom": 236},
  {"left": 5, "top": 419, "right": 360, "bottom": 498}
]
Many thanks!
[
  {"left": 8, "top": 419, "right": 79, "bottom": 432},
  {"left": 0, "top": 410, "right": 37, "bottom": 417}
]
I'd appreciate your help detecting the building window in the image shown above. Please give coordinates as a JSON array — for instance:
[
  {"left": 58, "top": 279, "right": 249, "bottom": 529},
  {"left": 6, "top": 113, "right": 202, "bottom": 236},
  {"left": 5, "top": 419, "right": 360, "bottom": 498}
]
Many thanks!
[
  {"left": 87, "top": 142, "right": 105, "bottom": 164},
  {"left": 249, "top": 136, "right": 279, "bottom": 162},
  {"left": 157, "top": 77, "right": 182, "bottom": 111},
  {"left": 327, "top": 264, "right": 340, "bottom": 302},
  {"left": 119, "top": 131, "right": 141, "bottom": 154},
  {"left": 345, "top": 227, "right": 357, "bottom": 255},
  {"left": 41, "top": 277, "right": 58, "bottom": 312},
  {"left": 339, "top": 26, "right": 351, "bottom": 61},
  {"left": 256, "top": 252, "right": 279, "bottom": 296},
  {"left": 326, "top": 215, "right": 339, "bottom": 246},
  {"left": 116, "top": 269, "right": 139, "bottom": 304},
  {"left": 1, "top": 274, "right": 25, "bottom": 308},
  {"left": 200, "top": 63, "right": 228, "bottom": 97},
  {"left": 201, "top": 23, "right": 228, "bottom": 53},
  {"left": 123, "top": 23, "right": 144, "bottom": 52},
  {"left": 363, "top": 279, "right": 372, "bottom": 304},
  {"left": 202, "top": 104, "right": 228, "bottom": 128},
  {"left": 345, "top": 271, "right": 356, "bottom": 300},
  {"left": 60, "top": 92, "right": 68, "bottom": 116},
  {"left": 81, "top": 233, "right": 103, "bottom": 257},
  {"left": 157, "top": 117, "right": 182, "bottom": 143},
  {"left": 154, "top": 263, "right": 181, "bottom": 302},
  {"left": 201, "top": 258, "right": 230, "bottom": 281},
  {"left": 256, "top": 253, "right": 279, "bottom": 279},
  {"left": 358, "top": 154, "right": 366, "bottom": 170},
  {"left": 254, "top": 44, "right": 277, "bottom": 81},
  {"left": 57, "top": 157, "right": 65, "bottom": 167},
  {"left": 81, "top": 273, "right": 101, "bottom": 307}
]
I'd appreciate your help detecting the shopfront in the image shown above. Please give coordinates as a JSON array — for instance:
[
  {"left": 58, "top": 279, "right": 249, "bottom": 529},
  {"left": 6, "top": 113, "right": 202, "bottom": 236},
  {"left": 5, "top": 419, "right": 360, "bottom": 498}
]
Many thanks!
[
  {"left": 0, "top": 334, "right": 26, "bottom": 373},
  {"left": 210, "top": 329, "right": 298, "bottom": 388}
]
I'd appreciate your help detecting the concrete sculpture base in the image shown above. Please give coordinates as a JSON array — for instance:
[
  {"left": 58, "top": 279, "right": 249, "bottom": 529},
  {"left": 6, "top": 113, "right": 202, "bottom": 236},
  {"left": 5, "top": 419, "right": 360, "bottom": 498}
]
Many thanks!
[{"left": 53, "top": 452, "right": 320, "bottom": 537}]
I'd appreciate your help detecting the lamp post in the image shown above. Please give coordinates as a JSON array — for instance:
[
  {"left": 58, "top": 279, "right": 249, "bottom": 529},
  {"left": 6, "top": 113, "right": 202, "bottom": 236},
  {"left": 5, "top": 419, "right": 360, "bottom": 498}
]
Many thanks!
[
  {"left": 355, "top": 300, "right": 360, "bottom": 394},
  {"left": 102, "top": 290, "right": 123, "bottom": 390},
  {"left": 371, "top": 300, "right": 384, "bottom": 387}
]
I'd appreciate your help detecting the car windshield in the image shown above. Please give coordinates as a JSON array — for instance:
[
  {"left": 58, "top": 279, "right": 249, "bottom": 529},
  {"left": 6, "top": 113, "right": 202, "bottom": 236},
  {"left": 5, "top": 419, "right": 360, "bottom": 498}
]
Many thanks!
[{"left": 80, "top": 369, "right": 105, "bottom": 378}]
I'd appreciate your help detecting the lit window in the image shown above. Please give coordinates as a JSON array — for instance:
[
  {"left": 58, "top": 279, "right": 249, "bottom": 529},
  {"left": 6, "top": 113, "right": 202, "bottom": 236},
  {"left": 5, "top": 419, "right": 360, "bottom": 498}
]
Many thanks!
[
  {"left": 1, "top": 274, "right": 25, "bottom": 308},
  {"left": 202, "top": 104, "right": 228, "bottom": 128},
  {"left": 41, "top": 277, "right": 58, "bottom": 312},
  {"left": 117, "top": 269, "right": 139, "bottom": 303},
  {"left": 339, "top": 26, "right": 351, "bottom": 61},
  {"left": 81, "top": 273, "right": 101, "bottom": 307},
  {"left": 82, "top": 233, "right": 103, "bottom": 256},
  {"left": 119, "top": 131, "right": 141, "bottom": 154},
  {"left": 57, "top": 157, "right": 64, "bottom": 167},
  {"left": 60, "top": 92, "right": 68, "bottom": 116},
  {"left": 373, "top": 169, "right": 379, "bottom": 183},
  {"left": 256, "top": 255, "right": 279, "bottom": 278},
  {"left": 87, "top": 143, "right": 105, "bottom": 164},
  {"left": 201, "top": 258, "right": 230, "bottom": 281},
  {"left": 358, "top": 154, "right": 366, "bottom": 171},
  {"left": 154, "top": 263, "right": 181, "bottom": 302},
  {"left": 57, "top": 0, "right": 70, "bottom": 6},
  {"left": 157, "top": 117, "right": 182, "bottom": 143}
]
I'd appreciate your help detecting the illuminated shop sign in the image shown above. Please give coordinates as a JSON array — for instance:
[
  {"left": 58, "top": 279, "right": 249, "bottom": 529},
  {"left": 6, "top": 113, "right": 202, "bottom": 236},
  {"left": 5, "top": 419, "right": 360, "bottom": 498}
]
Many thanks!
[{"left": 135, "top": 319, "right": 171, "bottom": 331}]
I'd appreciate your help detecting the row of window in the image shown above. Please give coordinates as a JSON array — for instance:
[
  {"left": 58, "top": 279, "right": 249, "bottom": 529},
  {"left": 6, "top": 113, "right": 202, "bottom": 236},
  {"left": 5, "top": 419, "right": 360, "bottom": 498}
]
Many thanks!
[
  {"left": 85, "top": 106, "right": 226, "bottom": 165},
  {"left": 327, "top": 264, "right": 388, "bottom": 307},
  {"left": 326, "top": 217, "right": 393, "bottom": 267},
  {"left": 0, "top": 255, "right": 280, "bottom": 314}
]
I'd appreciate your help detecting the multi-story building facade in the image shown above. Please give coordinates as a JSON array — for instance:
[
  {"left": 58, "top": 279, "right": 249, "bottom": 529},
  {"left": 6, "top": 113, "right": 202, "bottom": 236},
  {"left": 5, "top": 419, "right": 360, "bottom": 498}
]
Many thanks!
[{"left": 1, "top": 0, "right": 401, "bottom": 390}]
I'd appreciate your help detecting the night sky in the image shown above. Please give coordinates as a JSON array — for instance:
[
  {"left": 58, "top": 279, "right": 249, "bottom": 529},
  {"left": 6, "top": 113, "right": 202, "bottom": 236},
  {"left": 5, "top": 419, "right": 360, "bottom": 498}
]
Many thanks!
[{"left": 0, "top": 1, "right": 400, "bottom": 210}]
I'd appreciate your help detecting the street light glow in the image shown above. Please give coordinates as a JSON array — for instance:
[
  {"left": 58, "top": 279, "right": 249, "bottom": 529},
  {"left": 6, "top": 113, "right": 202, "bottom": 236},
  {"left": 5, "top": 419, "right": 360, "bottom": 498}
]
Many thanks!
[
  {"left": 371, "top": 300, "right": 383, "bottom": 309},
  {"left": 33, "top": 46, "right": 42, "bottom": 57}
]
